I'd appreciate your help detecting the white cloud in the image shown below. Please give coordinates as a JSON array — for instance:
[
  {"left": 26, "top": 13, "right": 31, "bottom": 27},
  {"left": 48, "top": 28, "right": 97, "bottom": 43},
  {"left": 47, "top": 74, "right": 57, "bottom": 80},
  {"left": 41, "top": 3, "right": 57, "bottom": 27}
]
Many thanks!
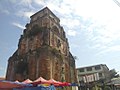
[
  {"left": 12, "top": 0, "right": 36, "bottom": 19},
  {"left": 60, "top": 18, "right": 81, "bottom": 29},
  {"left": 12, "top": 22, "right": 25, "bottom": 29},
  {"left": 42, "top": 0, "right": 120, "bottom": 55},
  {"left": 46, "top": 1, "right": 73, "bottom": 15},
  {"left": 67, "top": 30, "right": 77, "bottom": 36},
  {"left": 16, "top": 11, "right": 35, "bottom": 19},
  {"left": 19, "top": 0, "right": 33, "bottom": 7},
  {"left": 33, "top": 0, "right": 45, "bottom": 6},
  {"left": 97, "top": 45, "right": 120, "bottom": 55},
  {"left": 24, "top": 11, "right": 35, "bottom": 18},
  {"left": 12, "top": 0, "right": 120, "bottom": 55}
]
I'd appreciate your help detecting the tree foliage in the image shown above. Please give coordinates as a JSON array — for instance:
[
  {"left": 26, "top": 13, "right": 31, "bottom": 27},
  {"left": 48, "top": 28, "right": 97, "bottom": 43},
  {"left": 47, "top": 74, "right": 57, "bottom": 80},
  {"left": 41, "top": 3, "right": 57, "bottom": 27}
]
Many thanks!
[{"left": 109, "top": 69, "right": 119, "bottom": 78}]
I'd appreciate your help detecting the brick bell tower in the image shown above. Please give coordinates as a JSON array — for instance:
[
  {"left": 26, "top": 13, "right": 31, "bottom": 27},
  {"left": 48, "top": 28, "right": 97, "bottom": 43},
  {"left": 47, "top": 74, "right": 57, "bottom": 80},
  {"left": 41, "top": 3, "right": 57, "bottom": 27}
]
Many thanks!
[{"left": 6, "top": 7, "right": 77, "bottom": 84}]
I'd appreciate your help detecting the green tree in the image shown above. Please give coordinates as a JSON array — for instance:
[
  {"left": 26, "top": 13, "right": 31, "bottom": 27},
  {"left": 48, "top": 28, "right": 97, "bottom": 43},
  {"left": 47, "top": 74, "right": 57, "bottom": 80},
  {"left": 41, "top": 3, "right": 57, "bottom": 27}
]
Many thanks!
[{"left": 109, "top": 69, "right": 119, "bottom": 79}]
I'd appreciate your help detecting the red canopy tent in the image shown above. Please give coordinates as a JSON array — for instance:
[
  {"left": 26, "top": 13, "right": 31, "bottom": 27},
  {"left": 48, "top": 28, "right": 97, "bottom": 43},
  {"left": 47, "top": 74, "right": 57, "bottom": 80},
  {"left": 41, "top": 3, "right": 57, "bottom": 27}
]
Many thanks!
[
  {"left": 32, "top": 77, "right": 66, "bottom": 86},
  {"left": 22, "top": 79, "right": 33, "bottom": 84},
  {"left": 30, "top": 77, "right": 71, "bottom": 87},
  {"left": 60, "top": 82, "right": 71, "bottom": 86},
  {"left": 0, "top": 80, "right": 28, "bottom": 89},
  {"left": 47, "top": 79, "right": 71, "bottom": 86},
  {"left": 15, "top": 80, "right": 20, "bottom": 83},
  {"left": 48, "top": 79, "right": 70, "bottom": 86},
  {"left": 32, "top": 77, "right": 49, "bottom": 85},
  {"left": 47, "top": 79, "right": 63, "bottom": 86}
]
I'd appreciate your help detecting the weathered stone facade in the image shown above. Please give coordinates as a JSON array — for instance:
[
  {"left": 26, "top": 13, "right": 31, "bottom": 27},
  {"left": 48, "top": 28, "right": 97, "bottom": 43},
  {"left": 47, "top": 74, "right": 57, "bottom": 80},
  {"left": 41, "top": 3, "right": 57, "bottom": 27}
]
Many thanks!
[{"left": 6, "top": 7, "right": 77, "bottom": 84}]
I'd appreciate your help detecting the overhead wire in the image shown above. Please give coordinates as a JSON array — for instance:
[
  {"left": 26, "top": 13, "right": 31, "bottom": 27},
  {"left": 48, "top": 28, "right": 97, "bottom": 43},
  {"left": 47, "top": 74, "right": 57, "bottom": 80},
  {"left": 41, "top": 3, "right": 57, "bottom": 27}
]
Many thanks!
[{"left": 113, "top": 0, "right": 120, "bottom": 7}]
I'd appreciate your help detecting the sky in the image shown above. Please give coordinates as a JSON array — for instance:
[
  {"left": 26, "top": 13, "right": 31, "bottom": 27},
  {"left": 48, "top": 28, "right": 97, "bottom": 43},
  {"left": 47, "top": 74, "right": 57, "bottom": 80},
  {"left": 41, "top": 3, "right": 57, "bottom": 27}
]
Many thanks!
[{"left": 0, "top": 0, "right": 120, "bottom": 77}]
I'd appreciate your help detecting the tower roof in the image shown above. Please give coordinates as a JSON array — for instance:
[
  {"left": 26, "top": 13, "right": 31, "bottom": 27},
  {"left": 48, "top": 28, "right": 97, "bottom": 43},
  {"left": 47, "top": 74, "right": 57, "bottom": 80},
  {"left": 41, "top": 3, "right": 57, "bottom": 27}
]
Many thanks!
[{"left": 30, "top": 7, "right": 60, "bottom": 22}]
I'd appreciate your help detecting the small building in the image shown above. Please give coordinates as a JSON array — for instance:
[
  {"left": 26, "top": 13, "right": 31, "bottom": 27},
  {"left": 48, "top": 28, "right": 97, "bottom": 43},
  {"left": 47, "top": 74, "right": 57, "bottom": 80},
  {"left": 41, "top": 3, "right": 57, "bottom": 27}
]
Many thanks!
[
  {"left": 76, "top": 64, "right": 111, "bottom": 90},
  {"left": 107, "top": 77, "right": 120, "bottom": 90}
]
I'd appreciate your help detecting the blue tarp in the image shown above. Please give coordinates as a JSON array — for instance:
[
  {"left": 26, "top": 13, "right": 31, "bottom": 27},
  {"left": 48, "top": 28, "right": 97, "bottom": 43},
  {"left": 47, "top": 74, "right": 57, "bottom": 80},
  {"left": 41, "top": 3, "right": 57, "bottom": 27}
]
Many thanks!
[
  {"left": 70, "top": 83, "right": 78, "bottom": 86},
  {"left": 13, "top": 85, "right": 56, "bottom": 90}
]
